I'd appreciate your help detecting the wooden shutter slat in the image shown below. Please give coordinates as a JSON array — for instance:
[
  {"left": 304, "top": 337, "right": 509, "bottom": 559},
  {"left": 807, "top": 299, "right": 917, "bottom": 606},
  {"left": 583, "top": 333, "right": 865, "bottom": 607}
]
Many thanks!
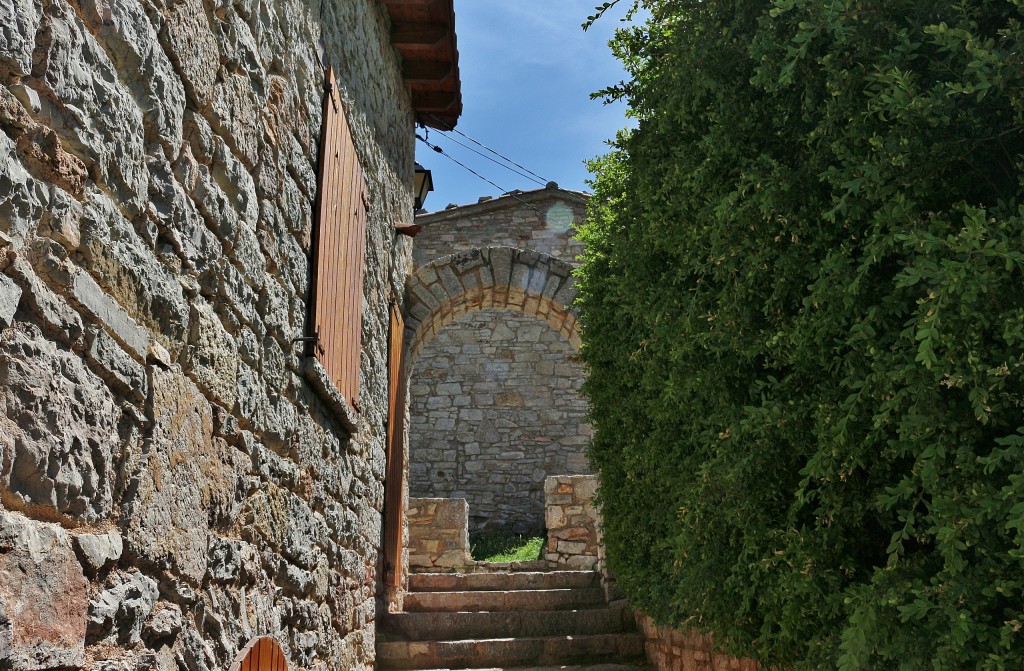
[
  {"left": 335, "top": 141, "right": 355, "bottom": 396},
  {"left": 314, "top": 68, "right": 340, "bottom": 368},
  {"left": 324, "top": 89, "right": 346, "bottom": 380}
]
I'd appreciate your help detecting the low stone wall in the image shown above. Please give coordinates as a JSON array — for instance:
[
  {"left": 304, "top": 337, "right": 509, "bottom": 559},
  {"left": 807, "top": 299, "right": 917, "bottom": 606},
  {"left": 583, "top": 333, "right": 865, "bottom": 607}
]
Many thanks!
[
  {"left": 543, "top": 475, "right": 600, "bottom": 569},
  {"left": 407, "top": 498, "right": 472, "bottom": 571},
  {"left": 637, "top": 614, "right": 760, "bottom": 671}
]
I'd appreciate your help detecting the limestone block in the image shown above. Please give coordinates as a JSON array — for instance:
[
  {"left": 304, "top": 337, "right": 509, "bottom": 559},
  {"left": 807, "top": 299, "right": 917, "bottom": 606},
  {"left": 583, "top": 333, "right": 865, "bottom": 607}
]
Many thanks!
[
  {"left": 185, "top": 300, "right": 239, "bottom": 408},
  {"left": 77, "top": 0, "right": 186, "bottom": 151},
  {"left": 79, "top": 192, "right": 190, "bottom": 348},
  {"left": 144, "top": 602, "right": 183, "bottom": 643},
  {"left": 556, "top": 540, "right": 587, "bottom": 555},
  {"left": 259, "top": 276, "right": 291, "bottom": 345},
  {"left": 146, "top": 149, "right": 222, "bottom": 278},
  {"left": 74, "top": 530, "right": 124, "bottom": 574},
  {"left": 0, "top": 324, "right": 124, "bottom": 520},
  {"left": 41, "top": 185, "right": 82, "bottom": 249},
  {"left": 123, "top": 367, "right": 243, "bottom": 584},
  {"left": 545, "top": 506, "right": 566, "bottom": 530},
  {"left": 0, "top": 88, "right": 35, "bottom": 150},
  {"left": 0, "top": 272, "right": 22, "bottom": 327},
  {"left": 434, "top": 549, "right": 470, "bottom": 569},
  {"left": 0, "top": 510, "right": 89, "bottom": 670},
  {"left": 210, "top": 73, "right": 263, "bottom": 168},
  {"left": 0, "top": 0, "right": 41, "bottom": 77},
  {"left": 0, "top": 133, "right": 47, "bottom": 249},
  {"left": 235, "top": 360, "right": 269, "bottom": 429},
  {"left": 5, "top": 257, "right": 83, "bottom": 342},
  {"left": 159, "top": 0, "right": 219, "bottom": 109},
  {"left": 278, "top": 170, "right": 314, "bottom": 244},
  {"left": 70, "top": 270, "right": 149, "bottom": 360},
  {"left": 31, "top": 0, "right": 147, "bottom": 215},
  {"left": 86, "top": 326, "right": 148, "bottom": 403},
  {"left": 215, "top": 260, "right": 257, "bottom": 326},
  {"left": 239, "top": 481, "right": 325, "bottom": 570},
  {"left": 15, "top": 125, "right": 87, "bottom": 197},
  {"left": 87, "top": 570, "right": 159, "bottom": 646}
]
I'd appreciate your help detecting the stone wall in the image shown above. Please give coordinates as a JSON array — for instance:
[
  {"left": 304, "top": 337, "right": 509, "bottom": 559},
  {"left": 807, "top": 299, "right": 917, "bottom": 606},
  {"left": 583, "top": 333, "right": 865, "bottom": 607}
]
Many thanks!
[
  {"left": 406, "top": 498, "right": 472, "bottom": 572},
  {"left": 407, "top": 188, "right": 591, "bottom": 534},
  {"left": 0, "top": 0, "right": 415, "bottom": 669},
  {"left": 543, "top": 475, "right": 599, "bottom": 569},
  {"left": 408, "top": 309, "right": 590, "bottom": 534},
  {"left": 637, "top": 615, "right": 761, "bottom": 671},
  {"left": 412, "top": 186, "right": 587, "bottom": 269}
]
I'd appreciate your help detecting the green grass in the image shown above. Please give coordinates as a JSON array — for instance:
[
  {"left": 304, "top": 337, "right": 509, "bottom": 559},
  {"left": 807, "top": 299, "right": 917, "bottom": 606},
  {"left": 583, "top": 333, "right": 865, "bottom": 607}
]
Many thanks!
[{"left": 469, "top": 533, "right": 545, "bottom": 562}]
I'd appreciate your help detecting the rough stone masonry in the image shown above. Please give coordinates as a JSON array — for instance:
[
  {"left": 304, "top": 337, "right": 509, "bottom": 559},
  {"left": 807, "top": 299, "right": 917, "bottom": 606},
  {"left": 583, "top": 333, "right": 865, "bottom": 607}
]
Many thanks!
[
  {"left": 0, "top": 0, "right": 421, "bottom": 668},
  {"left": 406, "top": 188, "right": 592, "bottom": 535}
]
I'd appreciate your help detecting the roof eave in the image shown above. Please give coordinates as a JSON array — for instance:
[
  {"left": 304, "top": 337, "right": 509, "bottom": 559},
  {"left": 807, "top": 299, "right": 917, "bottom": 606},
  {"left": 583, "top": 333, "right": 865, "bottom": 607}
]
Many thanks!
[{"left": 381, "top": 0, "right": 463, "bottom": 129}]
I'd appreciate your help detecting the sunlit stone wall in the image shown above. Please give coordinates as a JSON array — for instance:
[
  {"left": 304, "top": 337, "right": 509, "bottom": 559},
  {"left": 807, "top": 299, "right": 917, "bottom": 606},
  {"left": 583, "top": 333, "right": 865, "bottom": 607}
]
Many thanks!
[{"left": 408, "top": 188, "right": 591, "bottom": 534}]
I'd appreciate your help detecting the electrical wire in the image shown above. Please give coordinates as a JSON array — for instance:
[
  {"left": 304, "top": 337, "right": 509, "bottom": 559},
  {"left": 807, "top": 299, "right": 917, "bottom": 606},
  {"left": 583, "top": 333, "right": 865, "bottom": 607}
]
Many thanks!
[
  {"left": 416, "top": 134, "right": 546, "bottom": 215},
  {"left": 424, "top": 114, "right": 551, "bottom": 185},
  {"left": 430, "top": 131, "right": 548, "bottom": 188}
]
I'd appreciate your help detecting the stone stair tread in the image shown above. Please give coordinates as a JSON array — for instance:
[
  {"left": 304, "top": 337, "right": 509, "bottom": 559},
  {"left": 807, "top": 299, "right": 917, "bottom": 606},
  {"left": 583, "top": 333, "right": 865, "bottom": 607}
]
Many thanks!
[
  {"left": 377, "top": 633, "right": 646, "bottom": 670},
  {"left": 410, "top": 571, "right": 599, "bottom": 592},
  {"left": 404, "top": 588, "right": 607, "bottom": 613},
  {"left": 382, "top": 605, "right": 636, "bottom": 641}
]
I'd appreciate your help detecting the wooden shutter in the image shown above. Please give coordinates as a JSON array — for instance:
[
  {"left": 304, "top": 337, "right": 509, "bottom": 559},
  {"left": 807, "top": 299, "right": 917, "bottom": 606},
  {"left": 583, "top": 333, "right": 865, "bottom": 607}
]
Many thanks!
[
  {"left": 229, "top": 637, "right": 287, "bottom": 671},
  {"left": 383, "top": 301, "right": 406, "bottom": 588},
  {"left": 309, "top": 67, "right": 367, "bottom": 413}
]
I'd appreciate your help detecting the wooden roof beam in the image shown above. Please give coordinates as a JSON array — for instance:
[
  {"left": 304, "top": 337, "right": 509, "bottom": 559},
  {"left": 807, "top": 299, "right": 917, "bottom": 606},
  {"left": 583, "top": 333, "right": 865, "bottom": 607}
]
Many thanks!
[
  {"left": 392, "top": 21, "right": 449, "bottom": 46},
  {"left": 411, "top": 90, "right": 457, "bottom": 111},
  {"left": 402, "top": 60, "right": 453, "bottom": 82}
]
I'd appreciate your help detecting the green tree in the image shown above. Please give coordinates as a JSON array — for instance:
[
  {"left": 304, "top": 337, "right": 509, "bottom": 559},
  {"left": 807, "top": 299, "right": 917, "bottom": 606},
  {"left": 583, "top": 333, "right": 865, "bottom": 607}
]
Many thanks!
[{"left": 577, "top": 1, "right": 1024, "bottom": 669}]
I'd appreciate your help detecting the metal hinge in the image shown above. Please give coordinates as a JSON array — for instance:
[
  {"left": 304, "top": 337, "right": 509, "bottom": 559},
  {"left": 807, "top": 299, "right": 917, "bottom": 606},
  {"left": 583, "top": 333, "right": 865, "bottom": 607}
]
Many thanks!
[{"left": 293, "top": 328, "right": 325, "bottom": 357}]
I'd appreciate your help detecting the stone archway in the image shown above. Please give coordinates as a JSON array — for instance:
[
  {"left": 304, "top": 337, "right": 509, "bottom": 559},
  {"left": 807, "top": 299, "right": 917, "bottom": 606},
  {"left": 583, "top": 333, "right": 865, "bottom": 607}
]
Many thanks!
[
  {"left": 404, "top": 246, "right": 579, "bottom": 364},
  {"left": 403, "top": 246, "right": 587, "bottom": 535}
]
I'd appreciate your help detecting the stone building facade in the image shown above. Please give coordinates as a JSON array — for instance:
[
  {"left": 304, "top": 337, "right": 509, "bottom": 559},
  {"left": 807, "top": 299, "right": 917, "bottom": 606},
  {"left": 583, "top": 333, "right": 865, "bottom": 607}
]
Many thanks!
[
  {"left": 405, "top": 186, "right": 592, "bottom": 535},
  {"left": 0, "top": 1, "right": 459, "bottom": 670}
]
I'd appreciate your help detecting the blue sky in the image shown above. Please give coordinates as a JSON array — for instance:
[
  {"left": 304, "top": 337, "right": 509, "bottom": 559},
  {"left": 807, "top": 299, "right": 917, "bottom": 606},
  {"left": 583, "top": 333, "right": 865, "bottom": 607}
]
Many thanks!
[{"left": 415, "top": 1, "right": 636, "bottom": 210}]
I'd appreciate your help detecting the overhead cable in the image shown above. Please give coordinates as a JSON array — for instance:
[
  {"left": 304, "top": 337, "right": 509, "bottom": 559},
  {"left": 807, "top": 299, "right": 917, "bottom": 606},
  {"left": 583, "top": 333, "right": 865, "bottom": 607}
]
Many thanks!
[
  {"left": 424, "top": 114, "right": 551, "bottom": 185},
  {"left": 431, "top": 131, "right": 548, "bottom": 188},
  {"left": 416, "top": 134, "right": 545, "bottom": 215}
]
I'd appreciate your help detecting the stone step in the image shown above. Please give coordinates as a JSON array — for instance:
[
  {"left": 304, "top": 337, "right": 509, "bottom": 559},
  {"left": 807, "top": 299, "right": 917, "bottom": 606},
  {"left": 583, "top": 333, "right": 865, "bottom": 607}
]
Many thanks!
[
  {"left": 410, "top": 571, "right": 599, "bottom": 593},
  {"left": 403, "top": 588, "right": 607, "bottom": 613},
  {"left": 377, "top": 633, "right": 646, "bottom": 670},
  {"left": 382, "top": 604, "right": 636, "bottom": 641}
]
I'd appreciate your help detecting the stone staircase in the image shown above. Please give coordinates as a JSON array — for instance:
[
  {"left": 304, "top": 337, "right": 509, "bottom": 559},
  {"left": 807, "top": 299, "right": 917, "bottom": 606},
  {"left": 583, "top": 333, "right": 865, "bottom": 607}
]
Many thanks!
[{"left": 377, "top": 569, "right": 647, "bottom": 670}]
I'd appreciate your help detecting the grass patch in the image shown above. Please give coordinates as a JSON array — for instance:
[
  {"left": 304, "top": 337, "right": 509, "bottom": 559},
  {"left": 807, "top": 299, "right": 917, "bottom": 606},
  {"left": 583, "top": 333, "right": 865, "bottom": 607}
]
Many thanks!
[{"left": 470, "top": 533, "right": 545, "bottom": 562}]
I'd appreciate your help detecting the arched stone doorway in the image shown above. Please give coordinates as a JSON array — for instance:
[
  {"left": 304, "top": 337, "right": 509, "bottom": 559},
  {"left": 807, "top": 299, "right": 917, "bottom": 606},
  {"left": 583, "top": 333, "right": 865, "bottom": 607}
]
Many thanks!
[{"left": 403, "top": 247, "right": 590, "bottom": 534}]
